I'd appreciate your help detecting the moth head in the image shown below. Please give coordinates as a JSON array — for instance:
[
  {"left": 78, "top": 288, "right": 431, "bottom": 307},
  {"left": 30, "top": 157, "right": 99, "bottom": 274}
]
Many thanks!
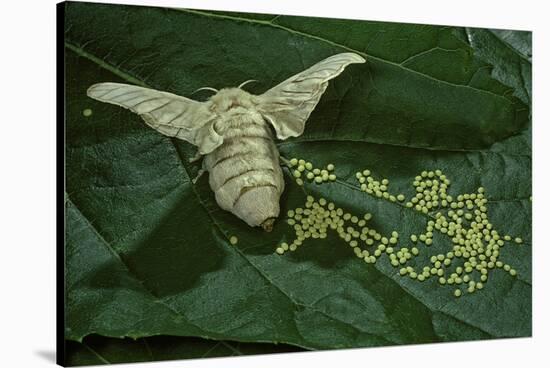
[{"left": 207, "top": 81, "right": 258, "bottom": 113}]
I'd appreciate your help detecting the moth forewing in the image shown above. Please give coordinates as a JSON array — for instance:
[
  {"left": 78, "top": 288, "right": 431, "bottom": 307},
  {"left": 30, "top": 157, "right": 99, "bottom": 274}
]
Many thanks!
[
  {"left": 257, "top": 52, "right": 366, "bottom": 140},
  {"left": 86, "top": 82, "right": 222, "bottom": 154},
  {"left": 87, "top": 52, "right": 365, "bottom": 231}
]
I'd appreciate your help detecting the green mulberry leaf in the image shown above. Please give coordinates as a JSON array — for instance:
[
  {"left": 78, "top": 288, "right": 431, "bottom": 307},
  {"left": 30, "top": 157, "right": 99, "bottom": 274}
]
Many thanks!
[{"left": 64, "top": 1, "right": 531, "bottom": 360}]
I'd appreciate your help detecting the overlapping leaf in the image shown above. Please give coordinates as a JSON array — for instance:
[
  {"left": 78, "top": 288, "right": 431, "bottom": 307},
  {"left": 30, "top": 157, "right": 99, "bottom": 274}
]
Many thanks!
[{"left": 66, "top": 335, "right": 300, "bottom": 366}]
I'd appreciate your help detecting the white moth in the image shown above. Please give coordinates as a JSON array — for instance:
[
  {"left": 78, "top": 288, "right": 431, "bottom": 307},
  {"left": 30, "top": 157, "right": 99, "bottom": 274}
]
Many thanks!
[{"left": 87, "top": 52, "right": 365, "bottom": 231}]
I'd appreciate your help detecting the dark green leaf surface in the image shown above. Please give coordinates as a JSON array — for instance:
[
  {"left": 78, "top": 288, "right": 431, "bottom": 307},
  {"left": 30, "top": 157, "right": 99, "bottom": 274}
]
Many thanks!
[
  {"left": 64, "top": 0, "right": 531, "bottom": 358},
  {"left": 66, "top": 335, "right": 301, "bottom": 366}
]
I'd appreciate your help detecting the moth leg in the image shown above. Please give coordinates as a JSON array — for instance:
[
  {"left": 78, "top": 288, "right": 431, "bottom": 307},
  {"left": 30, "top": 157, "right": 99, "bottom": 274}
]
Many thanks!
[
  {"left": 278, "top": 155, "right": 292, "bottom": 167},
  {"left": 192, "top": 168, "right": 206, "bottom": 184},
  {"left": 188, "top": 150, "right": 203, "bottom": 163}
]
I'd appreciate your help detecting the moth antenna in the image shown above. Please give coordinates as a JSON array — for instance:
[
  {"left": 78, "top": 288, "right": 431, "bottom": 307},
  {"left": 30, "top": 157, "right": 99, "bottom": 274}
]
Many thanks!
[
  {"left": 238, "top": 79, "right": 258, "bottom": 89},
  {"left": 193, "top": 86, "right": 219, "bottom": 95}
]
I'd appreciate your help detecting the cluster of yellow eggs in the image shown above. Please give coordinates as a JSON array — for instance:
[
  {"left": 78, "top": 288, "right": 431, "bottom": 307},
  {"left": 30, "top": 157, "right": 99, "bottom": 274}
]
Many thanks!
[
  {"left": 276, "top": 163, "right": 526, "bottom": 297},
  {"left": 286, "top": 158, "right": 337, "bottom": 186},
  {"left": 277, "top": 195, "right": 394, "bottom": 266}
]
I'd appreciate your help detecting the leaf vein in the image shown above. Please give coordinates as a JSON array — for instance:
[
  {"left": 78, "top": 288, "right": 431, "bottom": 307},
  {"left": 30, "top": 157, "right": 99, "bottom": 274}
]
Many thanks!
[{"left": 176, "top": 8, "right": 517, "bottom": 103}]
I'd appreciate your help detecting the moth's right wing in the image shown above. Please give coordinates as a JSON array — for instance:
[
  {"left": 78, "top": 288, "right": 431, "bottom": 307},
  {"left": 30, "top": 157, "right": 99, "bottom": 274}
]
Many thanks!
[
  {"left": 256, "top": 53, "right": 365, "bottom": 140},
  {"left": 87, "top": 82, "right": 222, "bottom": 154}
]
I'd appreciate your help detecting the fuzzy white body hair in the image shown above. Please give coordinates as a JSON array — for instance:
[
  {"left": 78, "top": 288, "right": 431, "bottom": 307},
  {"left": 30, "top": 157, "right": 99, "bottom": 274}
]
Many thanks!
[
  {"left": 86, "top": 53, "right": 365, "bottom": 231},
  {"left": 204, "top": 90, "right": 284, "bottom": 229}
]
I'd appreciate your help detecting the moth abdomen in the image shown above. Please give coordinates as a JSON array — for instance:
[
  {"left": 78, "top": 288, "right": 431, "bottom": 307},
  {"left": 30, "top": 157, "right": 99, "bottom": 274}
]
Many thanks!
[
  {"left": 204, "top": 114, "right": 284, "bottom": 230},
  {"left": 233, "top": 184, "right": 281, "bottom": 232}
]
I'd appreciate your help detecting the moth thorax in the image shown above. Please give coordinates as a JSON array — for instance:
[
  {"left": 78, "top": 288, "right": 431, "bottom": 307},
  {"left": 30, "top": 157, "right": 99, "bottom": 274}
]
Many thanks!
[{"left": 209, "top": 88, "right": 255, "bottom": 112}]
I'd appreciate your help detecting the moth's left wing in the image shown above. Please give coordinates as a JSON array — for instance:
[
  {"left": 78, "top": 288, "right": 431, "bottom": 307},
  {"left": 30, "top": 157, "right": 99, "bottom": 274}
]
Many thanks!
[
  {"left": 87, "top": 83, "right": 222, "bottom": 154},
  {"left": 256, "top": 53, "right": 365, "bottom": 140}
]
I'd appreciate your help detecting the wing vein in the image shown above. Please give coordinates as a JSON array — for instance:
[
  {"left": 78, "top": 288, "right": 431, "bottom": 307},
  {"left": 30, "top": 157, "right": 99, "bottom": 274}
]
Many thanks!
[
  {"left": 131, "top": 97, "right": 162, "bottom": 109},
  {"left": 146, "top": 100, "right": 173, "bottom": 113}
]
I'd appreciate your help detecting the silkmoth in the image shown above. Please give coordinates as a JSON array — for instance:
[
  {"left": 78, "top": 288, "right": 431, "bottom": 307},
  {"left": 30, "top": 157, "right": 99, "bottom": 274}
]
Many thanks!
[{"left": 87, "top": 52, "right": 365, "bottom": 231}]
